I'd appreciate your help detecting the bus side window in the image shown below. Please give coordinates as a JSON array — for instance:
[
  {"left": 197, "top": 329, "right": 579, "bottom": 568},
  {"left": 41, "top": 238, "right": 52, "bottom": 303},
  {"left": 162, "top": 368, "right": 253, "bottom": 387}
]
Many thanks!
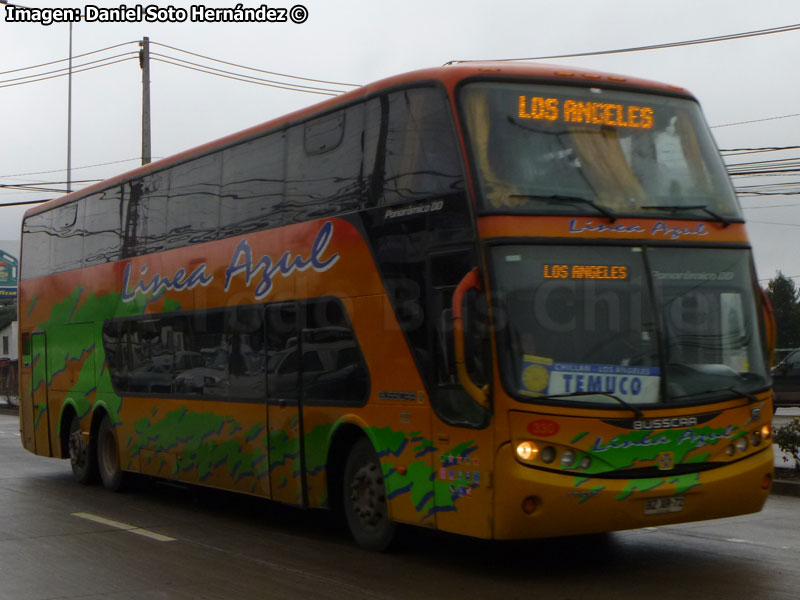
[
  {"left": 181, "top": 310, "right": 227, "bottom": 399},
  {"left": 21, "top": 211, "right": 53, "bottom": 280},
  {"left": 221, "top": 132, "right": 286, "bottom": 236},
  {"left": 265, "top": 302, "right": 301, "bottom": 403},
  {"left": 84, "top": 188, "right": 122, "bottom": 266},
  {"left": 167, "top": 154, "right": 222, "bottom": 249},
  {"left": 123, "top": 171, "right": 169, "bottom": 257},
  {"left": 226, "top": 305, "right": 265, "bottom": 401},
  {"left": 372, "top": 87, "right": 462, "bottom": 207},
  {"left": 302, "top": 298, "right": 369, "bottom": 405},
  {"left": 286, "top": 104, "right": 367, "bottom": 222},
  {"left": 50, "top": 202, "right": 84, "bottom": 274}
]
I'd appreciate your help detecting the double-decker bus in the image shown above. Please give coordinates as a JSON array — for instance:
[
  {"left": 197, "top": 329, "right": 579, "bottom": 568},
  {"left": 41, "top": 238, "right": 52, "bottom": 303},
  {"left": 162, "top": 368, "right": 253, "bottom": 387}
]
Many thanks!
[{"left": 18, "top": 62, "right": 775, "bottom": 550}]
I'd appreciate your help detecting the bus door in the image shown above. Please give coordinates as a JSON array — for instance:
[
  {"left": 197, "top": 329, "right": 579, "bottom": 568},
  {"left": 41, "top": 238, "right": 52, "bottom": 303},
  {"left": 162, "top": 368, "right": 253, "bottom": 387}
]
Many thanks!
[
  {"left": 265, "top": 302, "right": 309, "bottom": 507},
  {"left": 429, "top": 253, "right": 494, "bottom": 539},
  {"left": 30, "top": 332, "right": 52, "bottom": 456}
]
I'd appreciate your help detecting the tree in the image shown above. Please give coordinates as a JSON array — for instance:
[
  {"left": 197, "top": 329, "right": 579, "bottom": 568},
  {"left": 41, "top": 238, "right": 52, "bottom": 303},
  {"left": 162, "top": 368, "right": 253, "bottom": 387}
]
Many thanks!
[{"left": 766, "top": 271, "right": 800, "bottom": 348}]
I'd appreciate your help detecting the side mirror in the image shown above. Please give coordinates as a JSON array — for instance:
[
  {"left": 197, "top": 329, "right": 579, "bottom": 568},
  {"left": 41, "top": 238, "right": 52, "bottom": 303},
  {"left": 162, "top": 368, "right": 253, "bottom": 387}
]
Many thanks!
[{"left": 452, "top": 268, "right": 489, "bottom": 409}]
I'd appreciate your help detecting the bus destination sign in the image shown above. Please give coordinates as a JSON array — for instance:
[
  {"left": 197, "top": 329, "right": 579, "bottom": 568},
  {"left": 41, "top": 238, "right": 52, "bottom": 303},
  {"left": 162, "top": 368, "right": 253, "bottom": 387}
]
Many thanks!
[
  {"left": 518, "top": 96, "right": 654, "bottom": 129},
  {"left": 543, "top": 264, "right": 628, "bottom": 280}
]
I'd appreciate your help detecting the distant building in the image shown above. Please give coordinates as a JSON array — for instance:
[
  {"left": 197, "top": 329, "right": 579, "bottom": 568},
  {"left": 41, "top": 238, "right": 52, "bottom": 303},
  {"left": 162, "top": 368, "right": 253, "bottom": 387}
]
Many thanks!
[
  {"left": 0, "top": 320, "right": 17, "bottom": 361},
  {"left": 0, "top": 240, "right": 19, "bottom": 303}
]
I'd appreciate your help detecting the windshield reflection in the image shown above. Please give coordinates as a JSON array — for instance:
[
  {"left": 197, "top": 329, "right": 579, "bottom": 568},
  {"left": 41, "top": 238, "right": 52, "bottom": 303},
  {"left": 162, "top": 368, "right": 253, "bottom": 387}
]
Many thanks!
[
  {"left": 461, "top": 82, "right": 740, "bottom": 221},
  {"left": 491, "top": 246, "right": 768, "bottom": 407}
]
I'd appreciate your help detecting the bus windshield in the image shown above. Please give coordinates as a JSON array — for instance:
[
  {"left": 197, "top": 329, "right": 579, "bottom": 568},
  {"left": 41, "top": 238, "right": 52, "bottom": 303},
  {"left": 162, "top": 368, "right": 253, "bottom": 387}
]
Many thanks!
[
  {"left": 491, "top": 246, "right": 769, "bottom": 407},
  {"left": 461, "top": 82, "right": 741, "bottom": 220}
]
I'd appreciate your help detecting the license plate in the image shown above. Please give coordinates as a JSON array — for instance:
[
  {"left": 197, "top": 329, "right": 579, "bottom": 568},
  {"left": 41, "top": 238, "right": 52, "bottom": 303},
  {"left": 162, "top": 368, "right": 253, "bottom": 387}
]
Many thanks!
[{"left": 644, "top": 495, "right": 685, "bottom": 515}]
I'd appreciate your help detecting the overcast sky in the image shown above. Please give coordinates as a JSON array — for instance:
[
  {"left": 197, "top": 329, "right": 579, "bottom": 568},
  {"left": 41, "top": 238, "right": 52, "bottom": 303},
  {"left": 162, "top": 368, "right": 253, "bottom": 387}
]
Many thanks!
[{"left": 2, "top": 0, "right": 799, "bottom": 285}]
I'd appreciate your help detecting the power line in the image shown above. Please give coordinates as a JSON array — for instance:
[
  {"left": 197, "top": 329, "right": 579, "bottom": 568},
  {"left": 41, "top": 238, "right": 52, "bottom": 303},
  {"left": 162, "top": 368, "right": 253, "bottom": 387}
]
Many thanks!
[
  {"left": 721, "top": 145, "right": 800, "bottom": 155},
  {"left": 448, "top": 23, "right": 800, "bottom": 62},
  {"left": 150, "top": 56, "right": 341, "bottom": 97},
  {"left": 749, "top": 220, "right": 800, "bottom": 227},
  {"left": 0, "top": 157, "right": 160, "bottom": 179},
  {"left": 150, "top": 52, "right": 346, "bottom": 95},
  {"left": 0, "top": 51, "right": 138, "bottom": 86},
  {"left": 0, "top": 198, "right": 52, "bottom": 207},
  {"left": 0, "top": 56, "right": 137, "bottom": 89},
  {"left": 711, "top": 113, "right": 800, "bottom": 129},
  {"left": 0, "top": 41, "right": 138, "bottom": 76},
  {"left": 0, "top": 180, "right": 96, "bottom": 193},
  {"left": 150, "top": 41, "right": 360, "bottom": 88}
]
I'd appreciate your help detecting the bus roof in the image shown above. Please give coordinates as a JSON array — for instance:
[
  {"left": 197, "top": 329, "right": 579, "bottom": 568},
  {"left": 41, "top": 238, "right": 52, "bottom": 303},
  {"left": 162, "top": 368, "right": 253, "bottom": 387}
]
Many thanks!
[{"left": 24, "top": 61, "right": 695, "bottom": 218}]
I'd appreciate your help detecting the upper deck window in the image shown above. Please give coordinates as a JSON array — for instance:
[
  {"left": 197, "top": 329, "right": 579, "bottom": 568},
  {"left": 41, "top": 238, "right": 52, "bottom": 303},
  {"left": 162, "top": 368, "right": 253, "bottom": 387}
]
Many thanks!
[{"left": 460, "top": 82, "right": 741, "bottom": 221}]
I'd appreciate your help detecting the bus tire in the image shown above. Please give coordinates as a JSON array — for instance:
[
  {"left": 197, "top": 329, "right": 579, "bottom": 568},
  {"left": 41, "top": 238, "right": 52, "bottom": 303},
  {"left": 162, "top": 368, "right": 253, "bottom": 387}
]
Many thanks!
[
  {"left": 68, "top": 413, "right": 97, "bottom": 485},
  {"left": 343, "top": 437, "right": 396, "bottom": 551},
  {"left": 97, "top": 415, "right": 124, "bottom": 492}
]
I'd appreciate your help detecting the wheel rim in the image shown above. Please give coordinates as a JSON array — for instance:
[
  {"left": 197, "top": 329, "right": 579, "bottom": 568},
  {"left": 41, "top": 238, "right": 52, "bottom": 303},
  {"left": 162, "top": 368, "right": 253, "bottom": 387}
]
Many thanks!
[{"left": 350, "top": 462, "right": 386, "bottom": 529}]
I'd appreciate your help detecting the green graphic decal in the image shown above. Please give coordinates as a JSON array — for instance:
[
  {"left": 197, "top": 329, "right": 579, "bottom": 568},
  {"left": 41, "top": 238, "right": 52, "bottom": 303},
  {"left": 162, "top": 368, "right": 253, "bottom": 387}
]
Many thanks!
[
  {"left": 585, "top": 425, "right": 739, "bottom": 474},
  {"left": 615, "top": 472, "right": 701, "bottom": 500},
  {"left": 131, "top": 408, "right": 269, "bottom": 482},
  {"left": 35, "top": 285, "right": 177, "bottom": 432}
]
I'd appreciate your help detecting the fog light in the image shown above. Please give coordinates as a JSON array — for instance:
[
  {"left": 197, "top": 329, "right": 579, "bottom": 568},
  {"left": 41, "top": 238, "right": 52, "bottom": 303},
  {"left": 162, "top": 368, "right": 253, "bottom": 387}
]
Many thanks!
[
  {"left": 751, "top": 431, "right": 762, "bottom": 446},
  {"left": 561, "top": 449, "right": 576, "bottom": 467},
  {"left": 761, "top": 425, "right": 772, "bottom": 440},
  {"left": 540, "top": 446, "right": 556, "bottom": 464},
  {"left": 735, "top": 437, "right": 749, "bottom": 452},
  {"left": 516, "top": 441, "right": 539, "bottom": 461},
  {"left": 522, "top": 496, "right": 540, "bottom": 514},
  {"left": 579, "top": 455, "right": 592, "bottom": 470},
  {"left": 726, "top": 444, "right": 736, "bottom": 457}
]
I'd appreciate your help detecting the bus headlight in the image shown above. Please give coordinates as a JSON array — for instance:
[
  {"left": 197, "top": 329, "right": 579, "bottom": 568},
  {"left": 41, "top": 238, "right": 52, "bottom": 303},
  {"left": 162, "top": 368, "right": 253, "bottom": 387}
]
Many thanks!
[
  {"left": 561, "top": 449, "right": 576, "bottom": 467},
  {"left": 735, "top": 436, "right": 749, "bottom": 452}
]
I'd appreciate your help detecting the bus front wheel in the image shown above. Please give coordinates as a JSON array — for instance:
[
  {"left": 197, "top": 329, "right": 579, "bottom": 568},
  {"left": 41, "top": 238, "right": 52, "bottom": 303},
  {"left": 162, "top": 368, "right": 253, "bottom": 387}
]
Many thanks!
[
  {"left": 68, "top": 414, "right": 97, "bottom": 484},
  {"left": 343, "top": 437, "right": 396, "bottom": 551},
  {"left": 97, "top": 416, "right": 124, "bottom": 491}
]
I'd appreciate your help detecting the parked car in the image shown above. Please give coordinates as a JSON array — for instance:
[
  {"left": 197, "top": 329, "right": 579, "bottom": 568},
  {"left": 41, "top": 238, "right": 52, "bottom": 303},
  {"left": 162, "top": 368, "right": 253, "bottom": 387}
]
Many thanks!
[{"left": 770, "top": 348, "right": 800, "bottom": 409}]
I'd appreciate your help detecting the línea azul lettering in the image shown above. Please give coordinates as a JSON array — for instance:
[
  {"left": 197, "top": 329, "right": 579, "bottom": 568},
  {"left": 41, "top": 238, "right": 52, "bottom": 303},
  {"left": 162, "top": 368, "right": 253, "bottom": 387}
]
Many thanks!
[{"left": 224, "top": 221, "right": 339, "bottom": 299}]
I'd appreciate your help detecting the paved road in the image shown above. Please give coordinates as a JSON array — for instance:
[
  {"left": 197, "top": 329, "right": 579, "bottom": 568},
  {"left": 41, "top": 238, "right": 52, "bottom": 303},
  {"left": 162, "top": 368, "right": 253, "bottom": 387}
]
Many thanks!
[{"left": 1, "top": 412, "right": 799, "bottom": 600}]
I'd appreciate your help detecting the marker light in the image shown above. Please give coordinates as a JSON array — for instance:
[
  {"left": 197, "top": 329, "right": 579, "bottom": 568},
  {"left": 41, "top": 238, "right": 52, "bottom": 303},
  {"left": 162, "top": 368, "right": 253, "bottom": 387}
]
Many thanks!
[
  {"left": 516, "top": 441, "right": 539, "bottom": 461},
  {"left": 522, "top": 496, "right": 540, "bottom": 514}
]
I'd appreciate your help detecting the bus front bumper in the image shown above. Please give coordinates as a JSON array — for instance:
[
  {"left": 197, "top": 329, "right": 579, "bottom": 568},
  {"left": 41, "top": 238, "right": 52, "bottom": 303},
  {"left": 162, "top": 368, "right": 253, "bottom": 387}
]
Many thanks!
[{"left": 492, "top": 443, "right": 774, "bottom": 539}]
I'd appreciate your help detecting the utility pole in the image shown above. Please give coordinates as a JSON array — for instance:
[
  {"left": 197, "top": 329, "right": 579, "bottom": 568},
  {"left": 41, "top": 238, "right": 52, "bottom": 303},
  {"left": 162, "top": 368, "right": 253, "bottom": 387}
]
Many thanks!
[
  {"left": 67, "top": 21, "right": 73, "bottom": 192},
  {"left": 139, "top": 36, "right": 151, "bottom": 165}
]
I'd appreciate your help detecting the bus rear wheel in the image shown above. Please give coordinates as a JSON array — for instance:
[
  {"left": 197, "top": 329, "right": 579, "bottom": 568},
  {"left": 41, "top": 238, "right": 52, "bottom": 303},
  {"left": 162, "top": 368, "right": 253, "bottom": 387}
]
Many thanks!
[
  {"left": 68, "top": 413, "right": 96, "bottom": 484},
  {"left": 343, "top": 437, "right": 396, "bottom": 551},
  {"left": 97, "top": 416, "right": 124, "bottom": 491}
]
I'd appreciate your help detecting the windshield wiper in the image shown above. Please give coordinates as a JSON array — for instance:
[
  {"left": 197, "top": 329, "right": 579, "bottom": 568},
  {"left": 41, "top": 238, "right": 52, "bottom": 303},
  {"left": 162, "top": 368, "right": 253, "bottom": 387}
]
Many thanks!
[
  {"left": 541, "top": 391, "right": 643, "bottom": 418},
  {"left": 510, "top": 194, "right": 618, "bottom": 223},
  {"left": 641, "top": 204, "right": 731, "bottom": 228},
  {"left": 671, "top": 386, "right": 760, "bottom": 405}
]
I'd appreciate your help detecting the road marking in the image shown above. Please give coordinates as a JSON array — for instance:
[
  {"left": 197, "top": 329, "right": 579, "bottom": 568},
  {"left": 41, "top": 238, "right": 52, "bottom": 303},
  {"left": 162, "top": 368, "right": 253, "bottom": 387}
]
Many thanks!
[{"left": 73, "top": 512, "right": 176, "bottom": 542}]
